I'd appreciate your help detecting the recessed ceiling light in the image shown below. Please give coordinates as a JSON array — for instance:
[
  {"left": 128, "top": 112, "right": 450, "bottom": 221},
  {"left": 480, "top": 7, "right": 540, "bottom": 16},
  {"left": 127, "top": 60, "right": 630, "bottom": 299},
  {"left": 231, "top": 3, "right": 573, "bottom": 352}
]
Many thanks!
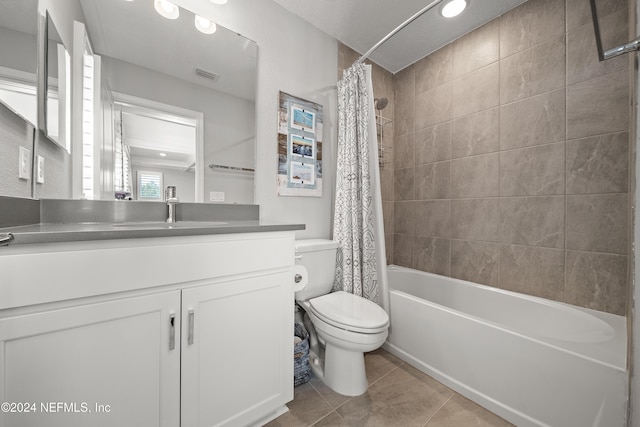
[
  {"left": 159, "top": 152, "right": 167, "bottom": 157},
  {"left": 154, "top": 0, "right": 179, "bottom": 19},
  {"left": 209, "top": 0, "right": 228, "bottom": 5},
  {"left": 441, "top": 0, "right": 467, "bottom": 18},
  {"left": 195, "top": 15, "right": 217, "bottom": 34}
]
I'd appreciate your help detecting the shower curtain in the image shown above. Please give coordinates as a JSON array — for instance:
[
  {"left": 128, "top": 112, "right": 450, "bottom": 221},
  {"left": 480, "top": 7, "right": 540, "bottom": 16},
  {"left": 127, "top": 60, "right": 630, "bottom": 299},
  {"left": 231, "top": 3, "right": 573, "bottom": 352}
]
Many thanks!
[{"left": 333, "top": 62, "right": 388, "bottom": 309}]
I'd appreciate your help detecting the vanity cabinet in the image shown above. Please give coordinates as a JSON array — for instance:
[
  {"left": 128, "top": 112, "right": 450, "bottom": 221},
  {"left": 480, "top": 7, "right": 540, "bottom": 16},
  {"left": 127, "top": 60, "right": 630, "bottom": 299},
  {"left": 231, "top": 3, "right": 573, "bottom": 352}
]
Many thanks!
[
  {"left": 0, "top": 291, "right": 182, "bottom": 427},
  {"left": 0, "top": 231, "right": 295, "bottom": 427}
]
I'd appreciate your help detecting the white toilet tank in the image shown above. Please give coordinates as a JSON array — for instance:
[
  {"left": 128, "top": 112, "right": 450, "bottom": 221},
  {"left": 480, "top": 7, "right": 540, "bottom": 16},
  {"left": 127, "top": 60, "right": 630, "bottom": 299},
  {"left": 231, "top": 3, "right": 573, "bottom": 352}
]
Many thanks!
[{"left": 294, "top": 239, "right": 339, "bottom": 301}]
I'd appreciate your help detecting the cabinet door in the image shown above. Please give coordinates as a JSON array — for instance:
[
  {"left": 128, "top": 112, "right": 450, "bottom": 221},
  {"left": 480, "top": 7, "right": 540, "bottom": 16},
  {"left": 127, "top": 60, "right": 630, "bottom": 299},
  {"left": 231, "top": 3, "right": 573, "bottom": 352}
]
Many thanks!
[
  {"left": 181, "top": 271, "right": 294, "bottom": 427},
  {"left": 0, "top": 291, "right": 181, "bottom": 427}
]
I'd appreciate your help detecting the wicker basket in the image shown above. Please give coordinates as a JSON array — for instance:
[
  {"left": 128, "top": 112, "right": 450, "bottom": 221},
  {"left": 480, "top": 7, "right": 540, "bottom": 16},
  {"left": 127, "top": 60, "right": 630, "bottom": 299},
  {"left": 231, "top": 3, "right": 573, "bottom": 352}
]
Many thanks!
[{"left": 293, "top": 322, "right": 311, "bottom": 386}]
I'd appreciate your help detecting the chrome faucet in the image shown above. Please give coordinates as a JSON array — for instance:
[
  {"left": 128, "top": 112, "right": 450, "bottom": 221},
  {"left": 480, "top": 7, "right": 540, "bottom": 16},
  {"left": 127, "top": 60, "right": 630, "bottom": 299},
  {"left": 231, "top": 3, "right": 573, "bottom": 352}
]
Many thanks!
[{"left": 165, "top": 186, "right": 179, "bottom": 223}]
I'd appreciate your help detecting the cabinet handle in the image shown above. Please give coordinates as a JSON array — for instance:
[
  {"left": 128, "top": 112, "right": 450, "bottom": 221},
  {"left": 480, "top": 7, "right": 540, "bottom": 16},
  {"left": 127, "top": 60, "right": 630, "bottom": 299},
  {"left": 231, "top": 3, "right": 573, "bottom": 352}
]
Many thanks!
[
  {"left": 188, "top": 309, "right": 195, "bottom": 345},
  {"left": 169, "top": 313, "right": 176, "bottom": 351}
]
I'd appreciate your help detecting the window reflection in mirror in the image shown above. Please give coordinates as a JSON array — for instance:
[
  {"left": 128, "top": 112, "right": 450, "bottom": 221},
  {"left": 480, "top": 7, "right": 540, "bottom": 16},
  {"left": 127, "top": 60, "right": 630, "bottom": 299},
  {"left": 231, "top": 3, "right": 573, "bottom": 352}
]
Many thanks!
[{"left": 0, "top": 0, "right": 38, "bottom": 126}]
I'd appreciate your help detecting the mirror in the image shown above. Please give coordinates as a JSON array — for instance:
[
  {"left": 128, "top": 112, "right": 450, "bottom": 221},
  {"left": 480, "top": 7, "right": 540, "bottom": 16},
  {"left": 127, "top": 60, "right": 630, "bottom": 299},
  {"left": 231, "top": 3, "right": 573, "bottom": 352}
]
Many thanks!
[
  {"left": 44, "top": 12, "right": 70, "bottom": 149},
  {"left": 0, "top": 0, "right": 38, "bottom": 126},
  {"left": 78, "top": 0, "right": 257, "bottom": 204}
]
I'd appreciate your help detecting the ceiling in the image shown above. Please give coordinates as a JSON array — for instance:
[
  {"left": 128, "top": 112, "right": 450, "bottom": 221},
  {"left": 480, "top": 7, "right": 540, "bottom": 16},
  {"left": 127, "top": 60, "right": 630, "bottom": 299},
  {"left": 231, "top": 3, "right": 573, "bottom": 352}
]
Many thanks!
[
  {"left": 272, "top": 0, "right": 529, "bottom": 73},
  {"left": 79, "top": 0, "right": 257, "bottom": 101}
]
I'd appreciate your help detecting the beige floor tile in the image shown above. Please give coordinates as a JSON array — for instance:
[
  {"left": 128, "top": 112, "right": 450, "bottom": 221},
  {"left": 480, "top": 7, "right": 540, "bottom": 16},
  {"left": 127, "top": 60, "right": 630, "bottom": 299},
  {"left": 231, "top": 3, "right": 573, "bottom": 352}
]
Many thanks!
[
  {"left": 425, "top": 394, "right": 514, "bottom": 427},
  {"left": 364, "top": 348, "right": 405, "bottom": 385},
  {"left": 309, "top": 376, "right": 352, "bottom": 410},
  {"left": 265, "top": 382, "right": 333, "bottom": 427},
  {"left": 312, "top": 412, "right": 350, "bottom": 426},
  {"left": 335, "top": 364, "right": 454, "bottom": 427}
]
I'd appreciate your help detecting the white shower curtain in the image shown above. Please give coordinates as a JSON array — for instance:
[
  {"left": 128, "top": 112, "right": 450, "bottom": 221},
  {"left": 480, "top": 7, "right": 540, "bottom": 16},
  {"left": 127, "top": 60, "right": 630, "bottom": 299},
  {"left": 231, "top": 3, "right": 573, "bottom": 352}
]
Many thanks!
[{"left": 333, "top": 62, "right": 388, "bottom": 309}]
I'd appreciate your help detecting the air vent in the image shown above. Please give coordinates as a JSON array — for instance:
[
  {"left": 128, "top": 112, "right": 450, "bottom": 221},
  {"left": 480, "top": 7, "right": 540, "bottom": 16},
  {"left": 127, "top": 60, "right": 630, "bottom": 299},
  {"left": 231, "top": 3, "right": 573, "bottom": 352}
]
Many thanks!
[{"left": 193, "top": 68, "right": 221, "bottom": 82}]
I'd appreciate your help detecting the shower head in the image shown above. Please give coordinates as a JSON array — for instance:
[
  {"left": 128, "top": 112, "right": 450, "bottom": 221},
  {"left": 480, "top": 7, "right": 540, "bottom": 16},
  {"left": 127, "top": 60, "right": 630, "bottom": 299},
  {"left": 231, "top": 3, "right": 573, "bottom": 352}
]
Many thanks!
[{"left": 374, "top": 97, "right": 388, "bottom": 110}]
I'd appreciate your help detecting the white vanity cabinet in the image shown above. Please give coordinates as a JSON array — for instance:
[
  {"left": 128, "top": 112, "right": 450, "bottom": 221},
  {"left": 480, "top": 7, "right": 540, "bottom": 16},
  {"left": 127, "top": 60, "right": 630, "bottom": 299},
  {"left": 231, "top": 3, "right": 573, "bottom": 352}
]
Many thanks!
[
  {"left": 0, "top": 231, "right": 295, "bottom": 427},
  {"left": 0, "top": 291, "right": 182, "bottom": 427}
]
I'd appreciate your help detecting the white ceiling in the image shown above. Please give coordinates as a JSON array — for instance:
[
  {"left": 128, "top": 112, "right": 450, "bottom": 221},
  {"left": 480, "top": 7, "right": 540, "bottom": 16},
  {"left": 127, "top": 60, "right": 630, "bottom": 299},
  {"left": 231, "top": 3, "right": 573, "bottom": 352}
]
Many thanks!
[{"left": 272, "top": 0, "right": 529, "bottom": 73}]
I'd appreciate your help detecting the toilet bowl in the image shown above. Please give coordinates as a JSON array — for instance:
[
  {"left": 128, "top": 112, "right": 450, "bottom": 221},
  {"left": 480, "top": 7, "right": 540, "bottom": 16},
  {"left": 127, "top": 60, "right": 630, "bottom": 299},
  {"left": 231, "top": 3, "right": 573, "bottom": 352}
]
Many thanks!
[{"left": 294, "top": 239, "right": 389, "bottom": 396}]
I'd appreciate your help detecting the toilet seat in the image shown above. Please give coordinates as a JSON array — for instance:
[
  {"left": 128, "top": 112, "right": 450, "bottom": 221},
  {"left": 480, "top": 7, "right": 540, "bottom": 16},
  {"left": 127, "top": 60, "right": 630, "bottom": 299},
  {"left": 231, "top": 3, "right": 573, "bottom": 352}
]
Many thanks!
[{"left": 308, "top": 291, "right": 389, "bottom": 334}]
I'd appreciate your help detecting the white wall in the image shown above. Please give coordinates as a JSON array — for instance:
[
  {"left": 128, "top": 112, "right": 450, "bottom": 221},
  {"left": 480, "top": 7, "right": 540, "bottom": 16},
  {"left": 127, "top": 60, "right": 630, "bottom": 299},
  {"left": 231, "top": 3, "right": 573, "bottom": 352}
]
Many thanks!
[{"left": 173, "top": 0, "right": 339, "bottom": 238}]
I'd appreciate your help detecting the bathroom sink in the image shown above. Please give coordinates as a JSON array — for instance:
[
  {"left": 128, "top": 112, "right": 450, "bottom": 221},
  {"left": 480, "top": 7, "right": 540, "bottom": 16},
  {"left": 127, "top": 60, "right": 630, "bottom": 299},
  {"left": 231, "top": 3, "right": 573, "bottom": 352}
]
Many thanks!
[{"left": 111, "top": 221, "right": 228, "bottom": 229}]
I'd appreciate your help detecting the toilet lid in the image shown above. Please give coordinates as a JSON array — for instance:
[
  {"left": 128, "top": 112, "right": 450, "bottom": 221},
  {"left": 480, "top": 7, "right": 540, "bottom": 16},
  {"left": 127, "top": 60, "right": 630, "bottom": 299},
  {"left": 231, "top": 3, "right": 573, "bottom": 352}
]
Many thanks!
[{"left": 309, "top": 291, "right": 389, "bottom": 333}]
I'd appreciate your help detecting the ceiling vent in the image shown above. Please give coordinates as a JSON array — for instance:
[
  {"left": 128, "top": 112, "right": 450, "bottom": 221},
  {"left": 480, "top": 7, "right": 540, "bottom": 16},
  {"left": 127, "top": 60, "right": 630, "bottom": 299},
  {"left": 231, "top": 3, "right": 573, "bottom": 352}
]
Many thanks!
[{"left": 193, "top": 67, "right": 221, "bottom": 82}]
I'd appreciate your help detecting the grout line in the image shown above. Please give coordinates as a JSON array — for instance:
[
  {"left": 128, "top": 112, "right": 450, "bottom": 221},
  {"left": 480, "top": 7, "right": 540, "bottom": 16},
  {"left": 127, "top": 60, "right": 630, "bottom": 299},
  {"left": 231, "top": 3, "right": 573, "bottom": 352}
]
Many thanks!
[{"left": 421, "top": 394, "right": 454, "bottom": 427}]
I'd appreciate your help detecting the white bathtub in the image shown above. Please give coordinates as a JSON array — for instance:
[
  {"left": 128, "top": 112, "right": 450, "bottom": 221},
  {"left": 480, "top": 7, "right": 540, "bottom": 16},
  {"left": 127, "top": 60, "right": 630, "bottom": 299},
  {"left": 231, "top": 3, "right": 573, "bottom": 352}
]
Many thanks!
[{"left": 383, "top": 265, "right": 627, "bottom": 427}]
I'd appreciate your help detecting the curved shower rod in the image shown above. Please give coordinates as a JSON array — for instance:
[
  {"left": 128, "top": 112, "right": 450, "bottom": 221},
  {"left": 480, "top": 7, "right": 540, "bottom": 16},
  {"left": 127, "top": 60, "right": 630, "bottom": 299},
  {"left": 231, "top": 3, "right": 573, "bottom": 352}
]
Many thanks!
[{"left": 355, "top": 0, "right": 444, "bottom": 65}]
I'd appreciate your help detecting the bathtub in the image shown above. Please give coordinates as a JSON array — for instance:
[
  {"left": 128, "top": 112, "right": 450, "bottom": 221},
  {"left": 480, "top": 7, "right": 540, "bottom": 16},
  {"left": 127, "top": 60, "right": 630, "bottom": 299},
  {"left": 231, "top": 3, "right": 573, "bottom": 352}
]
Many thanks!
[{"left": 383, "top": 265, "right": 627, "bottom": 427}]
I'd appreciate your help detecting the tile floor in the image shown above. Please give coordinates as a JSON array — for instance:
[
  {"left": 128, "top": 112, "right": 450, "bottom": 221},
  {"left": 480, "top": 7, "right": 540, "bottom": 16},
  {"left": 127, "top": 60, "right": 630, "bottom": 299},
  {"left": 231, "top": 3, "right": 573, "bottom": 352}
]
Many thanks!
[{"left": 266, "top": 349, "right": 514, "bottom": 427}]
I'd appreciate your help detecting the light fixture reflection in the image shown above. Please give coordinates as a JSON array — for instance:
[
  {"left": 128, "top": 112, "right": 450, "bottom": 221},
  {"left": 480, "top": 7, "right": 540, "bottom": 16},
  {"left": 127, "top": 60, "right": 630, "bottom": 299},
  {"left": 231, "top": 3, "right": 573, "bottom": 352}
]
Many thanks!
[
  {"left": 195, "top": 15, "right": 217, "bottom": 34},
  {"left": 209, "top": 0, "right": 228, "bottom": 4},
  {"left": 159, "top": 152, "right": 167, "bottom": 157},
  {"left": 441, "top": 0, "right": 467, "bottom": 18},
  {"left": 154, "top": 0, "right": 179, "bottom": 19}
]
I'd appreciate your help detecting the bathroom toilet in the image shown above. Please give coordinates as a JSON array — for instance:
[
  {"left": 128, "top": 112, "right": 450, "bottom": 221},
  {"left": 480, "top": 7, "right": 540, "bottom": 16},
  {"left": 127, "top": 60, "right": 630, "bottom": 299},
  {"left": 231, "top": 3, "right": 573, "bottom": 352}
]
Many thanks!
[{"left": 294, "top": 239, "right": 389, "bottom": 396}]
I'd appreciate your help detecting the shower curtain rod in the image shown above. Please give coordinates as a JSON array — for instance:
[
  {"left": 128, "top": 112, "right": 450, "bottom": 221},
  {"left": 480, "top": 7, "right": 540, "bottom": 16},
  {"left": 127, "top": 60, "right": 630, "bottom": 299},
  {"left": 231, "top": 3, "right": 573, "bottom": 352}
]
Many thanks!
[{"left": 355, "top": 0, "right": 444, "bottom": 65}]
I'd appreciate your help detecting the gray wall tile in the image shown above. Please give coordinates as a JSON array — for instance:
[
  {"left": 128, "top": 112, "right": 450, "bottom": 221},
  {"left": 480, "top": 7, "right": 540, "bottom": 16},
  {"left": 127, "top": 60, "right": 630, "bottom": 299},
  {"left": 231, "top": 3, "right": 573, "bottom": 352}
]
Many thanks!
[
  {"left": 499, "top": 143, "right": 565, "bottom": 196},
  {"left": 566, "top": 194, "right": 628, "bottom": 254},
  {"left": 565, "top": 251, "right": 628, "bottom": 315},
  {"left": 452, "top": 19, "right": 499, "bottom": 78},
  {"left": 416, "top": 83, "right": 452, "bottom": 129},
  {"left": 394, "top": 201, "right": 414, "bottom": 235},
  {"left": 393, "top": 233, "right": 414, "bottom": 268},
  {"left": 394, "top": 97, "right": 415, "bottom": 137},
  {"left": 415, "top": 200, "right": 451, "bottom": 238},
  {"left": 415, "top": 45, "right": 452, "bottom": 94},
  {"left": 414, "top": 236, "right": 451, "bottom": 276},
  {"left": 415, "top": 122, "right": 451, "bottom": 165},
  {"left": 566, "top": 132, "right": 629, "bottom": 194},
  {"left": 566, "top": 0, "right": 627, "bottom": 31},
  {"left": 394, "top": 167, "right": 415, "bottom": 201},
  {"left": 566, "top": 69, "right": 629, "bottom": 140},
  {"left": 500, "top": 196, "right": 565, "bottom": 248},
  {"left": 500, "top": 89, "right": 565, "bottom": 150},
  {"left": 500, "top": 0, "right": 565, "bottom": 58},
  {"left": 451, "top": 108, "right": 500, "bottom": 158},
  {"left": 451, "top": 153, "right": 499, "bottom": 198},
  {"left": 383, "top": 201, "right": 394, "bottom": 234},
  {"left": 566, "top": 9, "right": 628, "bottom": 85},
  {"left": 451, "top": 198, "right": 500, "bottom": 242},
  {"left": 385, "top": 0, "right": 630, "bottom": 315},
  {"left": 500, "top": 35, "right": 566, "bottom": 104},
  {"left": 415, "top": 162, "right": 450, "bottom": 200},
  {"left": 500, "top": 245, "right": 565, "bottom": 300},
  {"left": 394, "top": 133, "right": 415, "bottom": 169},
  {"left": 452, "top": 63, "right": 499, "bottom": 119},
  {"left": 451, "top": 240, "right": 500, "bottom": 286},
  {"left": 394, "top": 64, "right": 415, "bottom": 104},
  {"left": 380, "top": 166, "right": 394, "bottom": 202}
]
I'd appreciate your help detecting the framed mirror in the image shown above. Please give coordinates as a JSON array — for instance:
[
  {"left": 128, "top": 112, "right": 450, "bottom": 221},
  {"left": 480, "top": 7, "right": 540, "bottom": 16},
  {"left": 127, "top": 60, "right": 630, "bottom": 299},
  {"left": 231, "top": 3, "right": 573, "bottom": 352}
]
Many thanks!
[
  {"left": 44, "top": 12, "right": 70, "bottom": 150},
  {"left": 0, "top": 0, "right": 38, "bottom": 126},
  {"left": 32, "top": 0, "right": 258, "bottom": 204}
]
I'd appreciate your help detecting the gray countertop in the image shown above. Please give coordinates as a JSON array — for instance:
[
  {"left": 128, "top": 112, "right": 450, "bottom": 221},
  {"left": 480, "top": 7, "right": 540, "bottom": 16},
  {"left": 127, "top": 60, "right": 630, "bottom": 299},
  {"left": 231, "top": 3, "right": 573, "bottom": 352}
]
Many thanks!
[{"left": 0, "top": 220, "right": 305, "bottom": 246}]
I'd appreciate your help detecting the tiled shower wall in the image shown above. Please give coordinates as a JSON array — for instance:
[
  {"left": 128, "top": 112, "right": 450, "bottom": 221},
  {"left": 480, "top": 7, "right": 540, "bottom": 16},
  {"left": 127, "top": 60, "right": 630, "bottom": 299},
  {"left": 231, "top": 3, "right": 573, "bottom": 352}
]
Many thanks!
[{"left": 391, "top": 0, "right": 631, "bottom": 315}]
